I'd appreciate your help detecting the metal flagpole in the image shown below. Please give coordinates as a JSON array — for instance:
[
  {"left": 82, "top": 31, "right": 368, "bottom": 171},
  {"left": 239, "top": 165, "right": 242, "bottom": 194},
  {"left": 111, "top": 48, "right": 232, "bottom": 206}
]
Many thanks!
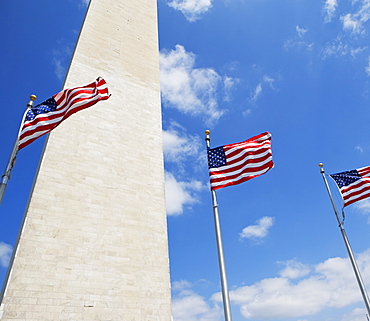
[
  {"left": 319, "top": 163, "right": 370, "bottom": 317},
  {"left": 205, "top": 130, "right": 233, "bottom": 321},
  {"left": 0, "top": 95, "right": 36, "bottom": 205}
]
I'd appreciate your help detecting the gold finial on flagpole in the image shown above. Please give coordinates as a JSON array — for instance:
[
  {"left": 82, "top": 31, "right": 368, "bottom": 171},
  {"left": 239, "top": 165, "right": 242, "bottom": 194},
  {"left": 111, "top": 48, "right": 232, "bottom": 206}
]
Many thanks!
[
  {"left": 205, "top": 130, "right": 210, "bottom": 146},
  {"left": 27, "top": 95, "right": 37, "bottom": 109},
  {"left": 319, "top": 163, "right": 324, "bottom": 173}
]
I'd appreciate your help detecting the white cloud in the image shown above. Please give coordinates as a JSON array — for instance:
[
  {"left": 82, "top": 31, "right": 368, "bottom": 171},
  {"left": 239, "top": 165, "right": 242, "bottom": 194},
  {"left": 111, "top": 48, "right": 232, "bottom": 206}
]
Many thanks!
[
  {"left": 165, "top": 171, "right": 205, "bottom": 216},
  {"left": 251, "top": 83, "right": 263, "bottom": 102},
  {"left": 166, "top": 0, "right": 214, "bottom": 22},
  {"left": 322, "top": 35, "right": 367, "bottom": 59},
  {"left": 340, "top": 307, "right": 368, "bottom": 321},
  {"left": 249, "top": 75, "right": 276, "bottom": 105},
  {"left": 243, "top": 108, "right": 252, "bottom": 117},
  {"left": 172, "top": 280, "right": 193, "bottom": 291},
  {"left": 366, "top": 56, "right": 370, "bottom": 76},
  {"left": 239, "top": 216, "right": 275, "bottom": 240},
  {"left": 284, "top": 39, "right": 314, "bottom": 51},
  {"left": 284, "top": 25, "right": 314, "bottom": 51},
  {"left": 341, "top": 13, "right": 364, "bottom": 35},
  {"left": 355, "top": 144, "right": 365, "bottom": 152},
  {"left": 52, "top": 57, "right": 66, "bottom": 81},
  {"left": 172, "top": 280, "right": 222, "bottom": 321},
  {"left": 323, "top": 0, "right": 338, "bottom": 23},
  {"left": 212, "top": 250, "right": 370, "bottom": 320},
  {"left": 160, "top": 45, "right": 232, "bottom": 125},
  {"left": 353, "top": 199, "right": 370, "bottom": 223},
  {"left": 340, "top": 0, "right": 370, "bottom": 35},
  {"left": 162, "top": 122, "right": 202, "bottom": 166},
  {"left": 0, "top": 242, "right": 12, "bottom": 268},
  {"left": 172, "top": 251, "right": 370, "bottom": 320},
  {"left": 69, "top": 0, "right": 89, "bottom": 7},
  {"left": 162, "top": 122, "right": 207, "bottom": 216},
  {"left": 223, "top": 76, "right": 238, "bottom": 102},
  {"left": 52, "top": 42, "right": 73, "bottom": 81},
  {"left": 296, "top": 26, "right": 308, "bottom": 38},
  {"left": 278, "top": 259, "right": 311, "bottom": 279}
]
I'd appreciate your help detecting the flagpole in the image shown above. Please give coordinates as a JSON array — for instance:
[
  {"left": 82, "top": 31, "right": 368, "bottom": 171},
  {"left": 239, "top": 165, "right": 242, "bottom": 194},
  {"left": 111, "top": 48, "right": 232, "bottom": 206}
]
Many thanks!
[
  {"left": 205, "top": 130, "right": 233, "bottom": 321},
  {"left": 0, "top": 95, "right": 36, "bottom": 205},
  {"left": 319, "top": 163, "right": 370, "bottom": 316}
]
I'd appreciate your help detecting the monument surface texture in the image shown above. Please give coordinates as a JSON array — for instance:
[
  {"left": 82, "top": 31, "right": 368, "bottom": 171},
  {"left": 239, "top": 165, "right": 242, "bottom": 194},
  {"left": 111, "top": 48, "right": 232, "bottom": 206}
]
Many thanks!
[{"left": 0, "top": 0, "right": 172, "bottom": 320}]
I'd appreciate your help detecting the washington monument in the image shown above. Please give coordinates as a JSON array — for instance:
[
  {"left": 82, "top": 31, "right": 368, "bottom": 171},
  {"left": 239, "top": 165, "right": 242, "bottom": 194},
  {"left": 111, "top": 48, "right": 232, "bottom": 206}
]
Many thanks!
[{"left": 0, "top": 0, "right": 172, "bottom": 319}]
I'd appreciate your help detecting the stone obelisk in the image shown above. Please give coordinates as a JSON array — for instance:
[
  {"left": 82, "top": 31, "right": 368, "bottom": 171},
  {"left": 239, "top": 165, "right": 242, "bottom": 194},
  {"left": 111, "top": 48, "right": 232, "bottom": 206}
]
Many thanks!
[{"left": 0, "top": 0, "right": 172, "bottom": 320}]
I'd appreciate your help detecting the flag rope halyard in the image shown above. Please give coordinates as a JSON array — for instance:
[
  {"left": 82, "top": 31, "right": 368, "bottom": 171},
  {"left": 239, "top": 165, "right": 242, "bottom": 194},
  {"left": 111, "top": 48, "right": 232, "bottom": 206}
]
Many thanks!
[
  {"left": 205, "top": 130, "right": 233, "bottom": 321},
  {"left": 0, "top": 95, "right": 36, "bottom": 205},
  {"left": 319, "top": 163, "right": 370, "bottom": 317}
]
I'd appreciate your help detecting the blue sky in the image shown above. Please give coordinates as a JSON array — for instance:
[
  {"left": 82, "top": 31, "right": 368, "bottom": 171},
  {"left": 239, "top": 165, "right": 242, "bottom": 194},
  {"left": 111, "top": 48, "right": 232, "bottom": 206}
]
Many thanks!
[{"left": 2, "top": 0, "right": 370, "bottom": 320}]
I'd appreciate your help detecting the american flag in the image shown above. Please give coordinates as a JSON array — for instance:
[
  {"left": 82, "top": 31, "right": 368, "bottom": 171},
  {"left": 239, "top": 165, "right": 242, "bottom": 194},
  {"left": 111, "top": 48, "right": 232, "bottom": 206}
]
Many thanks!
[
  {"left": 18, "top": 77, "right": 110, "bottom": 150},
  {"left": 207, "top": 132, "right": 274, "bottom": 190},
  {"left": 330, "top": 166, "right": 370, "bottom": 207}
]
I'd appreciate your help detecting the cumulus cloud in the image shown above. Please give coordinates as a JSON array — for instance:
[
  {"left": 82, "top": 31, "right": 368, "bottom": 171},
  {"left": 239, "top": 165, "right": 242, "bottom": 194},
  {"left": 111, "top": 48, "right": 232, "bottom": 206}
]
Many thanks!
[
  {"left": 162, "top": 121, "right": 208, "bottom": 216},
  {"left": 323, "top": 0, "right": 338, "bottom": 23},
  {"left": 173, "top": 251, "right": 370, "bottom": 320},
  {"left": 172, "top": 280, "right": 222, "bottom": 321},
  {"left": 162, "top": 122, "right": 202, "bottom": 166},
  {"left": 213, "top": 250, "right": 370, "bottom": 320},
  {"left": 340, "top": 307, "right": 368, "bottom": 321},
  {"left": 0, "top": 242, "right": 12, "bottom": 268},
  {"left": 353, "top": 199, "right": 370, "bottom": 223},
  {"left": 160, "top": 45, "right": 234, "bottom": 125},
  {"left": 278, "top": 259, "right": 311, "bottom": 279},
  {"left": 165, "top": 171, "right": 205, "bottom": 216},
  {"left": 166, "top": 0, "right": 214, "bottom": 22},
  {"left": 239, "top": 216, "right": 275, "bottom": 240}
]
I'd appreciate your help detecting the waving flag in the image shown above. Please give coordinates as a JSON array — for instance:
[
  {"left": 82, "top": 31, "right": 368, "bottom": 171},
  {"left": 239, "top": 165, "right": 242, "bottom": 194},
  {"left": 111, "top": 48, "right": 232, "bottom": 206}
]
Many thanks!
[
  {"left": 207, "top": 132, "right": 274, "bottom": 190},
  {"left": 18, "top": 77, "right": 110, "bottom": 150},
  {"left": 330, "top": 166, "right": 370, "bottom": 207}
]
